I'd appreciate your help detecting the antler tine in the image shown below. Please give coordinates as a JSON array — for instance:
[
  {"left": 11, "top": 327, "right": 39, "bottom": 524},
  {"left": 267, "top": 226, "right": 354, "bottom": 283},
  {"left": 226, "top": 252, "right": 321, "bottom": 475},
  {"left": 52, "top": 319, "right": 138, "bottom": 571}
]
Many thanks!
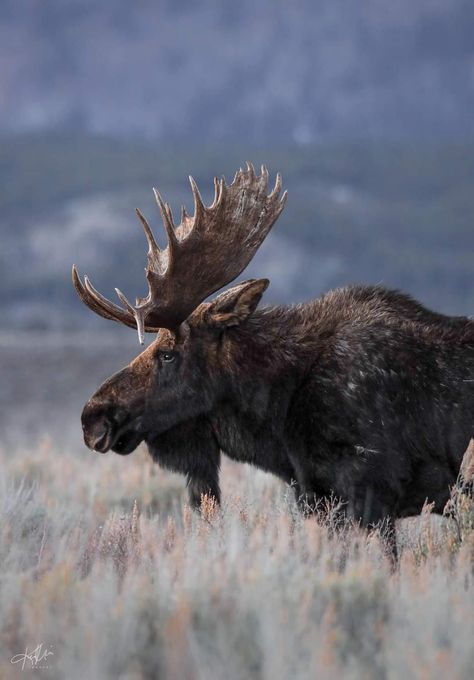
[
  {"left": 246, "top": 161, "right": 256, "bottom": 179},
  {"left": 134, "top": 309, "right": 147, "bottom": 346},
  {"left": 84, "top": 275, "right": 121, "bottom": 314},
  {"left": 72, "top": 267, "right": 116, "bottom": 321},
  {"left": 114, "top": 287, "right": 148, "bottom": 345},
  {"left": 189, "top": 176, "right": 206, "bottom": 222},
  {"left": 135, "top": 208, "right": 160, "bottom": 256},
  {"left": 260, "top": 164, "right": 269, "bottom": 190},
  {"left": 73, "top": 265, "right": 162, "bottom": 338},
  {"left": 216, "top": 177, "right": 227, "bottom": 209},
  {"left": 115, "top": 287, "right": 136, "bottom": 315},
  {"left": 74, "top": 268, "right": 134, "bottom": 325},
  {"left": 165, "top": 202, "right": 175, "bottom": 226},
  {"left": 153, "top": 188, "right": 178, "bottom": 250},
  {"left": 209, "top": 177, "right": 220, "bottom": 208},
  {"left": 268, "top": 172, "right": 282, "bottom": 200}
]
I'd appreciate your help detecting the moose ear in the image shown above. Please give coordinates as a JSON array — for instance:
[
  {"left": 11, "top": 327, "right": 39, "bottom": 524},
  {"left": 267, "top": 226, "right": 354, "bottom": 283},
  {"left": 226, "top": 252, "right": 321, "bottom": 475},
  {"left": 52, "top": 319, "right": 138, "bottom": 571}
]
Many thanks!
[{"left": 205, "top": 279, "right": 269, "bottom": 327}]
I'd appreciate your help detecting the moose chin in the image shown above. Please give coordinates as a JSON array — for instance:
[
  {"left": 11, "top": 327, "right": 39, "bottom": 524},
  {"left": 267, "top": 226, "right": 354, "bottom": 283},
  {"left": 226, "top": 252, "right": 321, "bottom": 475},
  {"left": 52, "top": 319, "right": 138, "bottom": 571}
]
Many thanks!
[{"left": 73, "top": 163, "right": 474, "bottom": 555}]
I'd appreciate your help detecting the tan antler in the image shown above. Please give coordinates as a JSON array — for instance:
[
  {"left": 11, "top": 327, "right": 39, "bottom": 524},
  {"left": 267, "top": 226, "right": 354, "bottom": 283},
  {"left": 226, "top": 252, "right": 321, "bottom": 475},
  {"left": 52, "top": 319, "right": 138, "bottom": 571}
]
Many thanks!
[{"left": 72, "top": 163, "right": 287, "bottom": 343}]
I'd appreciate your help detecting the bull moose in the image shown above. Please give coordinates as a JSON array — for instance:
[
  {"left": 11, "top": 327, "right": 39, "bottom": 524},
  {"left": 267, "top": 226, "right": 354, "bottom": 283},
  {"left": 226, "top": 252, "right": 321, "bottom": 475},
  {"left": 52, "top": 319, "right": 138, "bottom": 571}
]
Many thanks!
[{"left": 74, "top": 164, "right": 474, "bottom": 544}]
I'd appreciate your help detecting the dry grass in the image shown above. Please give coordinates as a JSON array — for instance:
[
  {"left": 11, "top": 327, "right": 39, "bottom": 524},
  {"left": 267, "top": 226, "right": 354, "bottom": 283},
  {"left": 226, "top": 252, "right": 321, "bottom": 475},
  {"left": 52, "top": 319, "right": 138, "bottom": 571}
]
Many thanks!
[{"left": 0, "top": 440, "right": 473, "bottom": 680}]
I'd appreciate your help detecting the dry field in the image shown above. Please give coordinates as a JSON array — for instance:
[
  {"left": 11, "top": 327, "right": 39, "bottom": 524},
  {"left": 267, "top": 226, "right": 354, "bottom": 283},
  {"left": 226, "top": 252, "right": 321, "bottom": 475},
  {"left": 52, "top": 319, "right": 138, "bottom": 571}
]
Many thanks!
[{"left": 0, "top": 334, "right": 473, "bottom": 679}]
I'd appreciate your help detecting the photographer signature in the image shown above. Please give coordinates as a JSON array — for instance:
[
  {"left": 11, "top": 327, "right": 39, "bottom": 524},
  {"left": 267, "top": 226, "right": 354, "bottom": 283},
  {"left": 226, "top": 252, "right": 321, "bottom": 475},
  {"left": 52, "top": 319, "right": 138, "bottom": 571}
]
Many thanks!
[{"left": 11, "top": 643, "right": 54, "bottom": 670}]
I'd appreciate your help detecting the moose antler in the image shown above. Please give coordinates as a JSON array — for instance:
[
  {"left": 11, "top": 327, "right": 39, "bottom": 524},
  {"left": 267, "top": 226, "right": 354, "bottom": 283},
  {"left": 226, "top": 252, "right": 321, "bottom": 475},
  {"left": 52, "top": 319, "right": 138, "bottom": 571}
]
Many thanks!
[{"left": 73, "top": 163, "right": 287, "bottom": 343}]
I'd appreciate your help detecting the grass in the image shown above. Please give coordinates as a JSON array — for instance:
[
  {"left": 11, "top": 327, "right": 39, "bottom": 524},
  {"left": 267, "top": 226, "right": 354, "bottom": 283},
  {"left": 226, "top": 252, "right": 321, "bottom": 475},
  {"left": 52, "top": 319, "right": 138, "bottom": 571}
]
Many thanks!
[{"left": 0, "top": 440, "right": 473, "bottom": 679}]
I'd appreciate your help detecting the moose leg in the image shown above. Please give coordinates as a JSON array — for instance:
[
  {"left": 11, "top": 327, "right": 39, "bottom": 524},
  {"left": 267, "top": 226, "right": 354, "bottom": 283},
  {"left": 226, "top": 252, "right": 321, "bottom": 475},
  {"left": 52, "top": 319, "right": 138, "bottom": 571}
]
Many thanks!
[
  {"left": 290, "top": 468, "right": 316, "bottom": 512},
  {"left": 378, "top": 516, "right": 398, "bottom": 566},
  {"left": 184, "top": 419, "right": 221, "bottom": 511},
  {"left": 288, "top": 453, "right": 328, "bottom": 515},
  {"left": 186, "top": 450, "right": 221, "bottom": 510},
  {"left": 349, "top": 484, "right": 399, "bottom": 566},
  {"left": 294, "top": 487, "right": 327, "bottom": 516}
]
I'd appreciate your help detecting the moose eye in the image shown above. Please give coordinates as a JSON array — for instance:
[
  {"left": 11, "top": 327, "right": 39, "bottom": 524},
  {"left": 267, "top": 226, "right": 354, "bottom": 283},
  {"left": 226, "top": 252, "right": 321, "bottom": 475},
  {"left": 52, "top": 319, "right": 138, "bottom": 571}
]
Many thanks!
[{"left": 161, "top": 351, "right": 176, "bottom": 363}]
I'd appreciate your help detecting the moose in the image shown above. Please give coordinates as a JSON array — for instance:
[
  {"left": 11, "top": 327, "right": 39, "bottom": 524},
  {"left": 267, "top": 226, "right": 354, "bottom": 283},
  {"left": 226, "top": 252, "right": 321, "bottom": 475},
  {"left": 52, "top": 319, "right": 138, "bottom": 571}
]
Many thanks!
[{"left": 74, "top": 164, "right": 474, "bottom": 545}]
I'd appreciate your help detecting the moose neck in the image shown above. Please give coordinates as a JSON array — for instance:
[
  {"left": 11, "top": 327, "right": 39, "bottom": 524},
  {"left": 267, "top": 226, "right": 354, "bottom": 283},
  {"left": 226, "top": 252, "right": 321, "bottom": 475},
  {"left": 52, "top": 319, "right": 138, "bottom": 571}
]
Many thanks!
[
  {"left": 213, "top": 304, "right": 318, "bottom": 421},
  {"left": 204, "top": 303, "right": 322, "bottom": 482}
]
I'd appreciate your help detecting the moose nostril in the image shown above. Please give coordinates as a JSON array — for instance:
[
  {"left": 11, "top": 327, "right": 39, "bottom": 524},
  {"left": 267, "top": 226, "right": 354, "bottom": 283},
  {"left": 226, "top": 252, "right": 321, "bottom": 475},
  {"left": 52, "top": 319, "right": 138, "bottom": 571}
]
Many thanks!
[
  {"left": 90, "top": 427, "right": 109, "bottom": 452},
  {"left": 83, "top": 417, "right": 112, "bottom": 453}
]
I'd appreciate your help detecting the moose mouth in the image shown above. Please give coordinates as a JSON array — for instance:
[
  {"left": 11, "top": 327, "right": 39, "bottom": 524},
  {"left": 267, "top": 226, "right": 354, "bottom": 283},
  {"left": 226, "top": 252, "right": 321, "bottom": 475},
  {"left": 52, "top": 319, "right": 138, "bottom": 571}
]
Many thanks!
[
  {"left": 111, "top": 427, "right": 144, "bottom": 455},
  {"left": 87, "top": 418, "right": 144, "bottom": 455}
]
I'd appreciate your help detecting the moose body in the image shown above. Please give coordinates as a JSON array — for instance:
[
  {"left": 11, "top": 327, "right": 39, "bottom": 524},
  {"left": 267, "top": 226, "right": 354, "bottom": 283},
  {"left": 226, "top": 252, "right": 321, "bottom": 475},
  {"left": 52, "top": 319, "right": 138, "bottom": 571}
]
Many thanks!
[
  {"left": 74, "top": 165, "right": 474, "bottom": 534},
  {"left": 122, "top": 285, "right": 474, "bottom": 524}
]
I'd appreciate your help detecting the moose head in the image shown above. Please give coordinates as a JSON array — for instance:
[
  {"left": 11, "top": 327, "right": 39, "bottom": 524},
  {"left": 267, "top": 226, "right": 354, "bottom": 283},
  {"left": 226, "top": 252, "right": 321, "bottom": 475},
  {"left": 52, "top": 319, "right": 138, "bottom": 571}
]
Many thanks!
[{"left": 74, "top": 164, "right": 287, "bottom": 456}]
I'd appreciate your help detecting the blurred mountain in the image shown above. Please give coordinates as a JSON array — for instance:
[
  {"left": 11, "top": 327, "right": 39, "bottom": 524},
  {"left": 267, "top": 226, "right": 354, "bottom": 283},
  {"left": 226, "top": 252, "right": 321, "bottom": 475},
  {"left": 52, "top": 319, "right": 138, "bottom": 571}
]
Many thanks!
[
  {"left": 1, "top": 0, "right": 474, "bottom": 141},
  {"left": 1, "top": 135, "right": 474, "bottom": 331}
]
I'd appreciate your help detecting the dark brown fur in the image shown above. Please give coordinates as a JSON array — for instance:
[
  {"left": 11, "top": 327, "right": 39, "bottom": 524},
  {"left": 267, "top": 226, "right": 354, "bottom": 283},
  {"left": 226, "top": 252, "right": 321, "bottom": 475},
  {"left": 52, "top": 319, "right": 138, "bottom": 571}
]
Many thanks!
[{"left": 82, "top": 281, "right": 474, "bottom": 542}]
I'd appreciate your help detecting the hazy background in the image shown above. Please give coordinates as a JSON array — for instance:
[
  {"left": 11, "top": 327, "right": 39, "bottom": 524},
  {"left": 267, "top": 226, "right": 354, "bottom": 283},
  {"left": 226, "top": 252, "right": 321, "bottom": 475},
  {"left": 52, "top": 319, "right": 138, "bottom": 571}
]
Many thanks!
[
  {"left": 1, "top": 0, "right": 474, "bottom": 445},
  {"left": 1, "top": 9, "right": 474, "bottom": 677}
]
